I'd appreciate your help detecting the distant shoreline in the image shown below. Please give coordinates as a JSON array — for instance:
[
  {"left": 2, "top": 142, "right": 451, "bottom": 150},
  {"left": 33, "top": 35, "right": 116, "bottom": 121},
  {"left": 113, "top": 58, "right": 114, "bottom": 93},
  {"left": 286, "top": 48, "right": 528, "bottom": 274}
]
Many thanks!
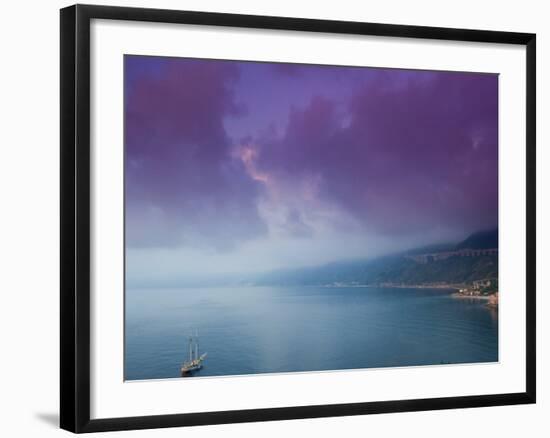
[
  {"left": 377, "top": 284, "right": 460, "bottom": 291},
  {"left": 451, "top": 293, "right": 491, "bottom": 300},
  {"left": 319, "top": 284, "right": 460, "bottom": 291}
]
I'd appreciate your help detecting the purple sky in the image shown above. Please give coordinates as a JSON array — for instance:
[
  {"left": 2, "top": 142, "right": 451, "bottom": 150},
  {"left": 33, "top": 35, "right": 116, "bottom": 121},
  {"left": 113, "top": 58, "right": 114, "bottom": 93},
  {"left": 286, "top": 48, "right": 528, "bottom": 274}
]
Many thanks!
[{"left": 124, "top": 55, "right": 498, "bottom": 283}]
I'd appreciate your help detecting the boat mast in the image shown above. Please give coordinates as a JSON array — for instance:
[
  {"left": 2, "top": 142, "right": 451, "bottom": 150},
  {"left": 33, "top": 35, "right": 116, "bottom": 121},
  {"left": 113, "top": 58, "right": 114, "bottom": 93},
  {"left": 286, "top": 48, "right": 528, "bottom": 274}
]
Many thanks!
[
  {"left": 188, "top": 335, "right": 193, "bottom": 362},
  {"left": 195, "top": 330, "right": 199, "bottom": 361}
]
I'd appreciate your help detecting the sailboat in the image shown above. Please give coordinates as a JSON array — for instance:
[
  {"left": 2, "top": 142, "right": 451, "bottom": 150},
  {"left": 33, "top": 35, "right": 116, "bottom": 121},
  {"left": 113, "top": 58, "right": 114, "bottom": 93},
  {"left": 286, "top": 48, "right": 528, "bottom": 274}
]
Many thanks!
[{"left": 180, "top": 331, "right": 207, "bottom": 376}]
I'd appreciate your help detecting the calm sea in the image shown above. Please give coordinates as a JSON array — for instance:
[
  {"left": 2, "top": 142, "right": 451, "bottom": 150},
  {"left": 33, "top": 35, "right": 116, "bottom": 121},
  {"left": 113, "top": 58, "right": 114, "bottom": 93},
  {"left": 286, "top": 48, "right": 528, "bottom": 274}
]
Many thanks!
[{"left": 125, "top": 286, "right": 498, "bottom": 380}]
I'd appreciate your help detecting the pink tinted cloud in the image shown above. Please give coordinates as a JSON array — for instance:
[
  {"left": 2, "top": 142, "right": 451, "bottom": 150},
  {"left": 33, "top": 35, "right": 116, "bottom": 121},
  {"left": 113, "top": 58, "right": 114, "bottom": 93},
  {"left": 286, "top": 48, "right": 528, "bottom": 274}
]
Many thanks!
[
  {"left": 125, "top": 56, "right": 267, "bottom": 249},
  {"left": 125, "top": 56, "right": 498, "bottom": 252},
  {"left": 252, "top": 70, "right": 498, "bottom": 236}
]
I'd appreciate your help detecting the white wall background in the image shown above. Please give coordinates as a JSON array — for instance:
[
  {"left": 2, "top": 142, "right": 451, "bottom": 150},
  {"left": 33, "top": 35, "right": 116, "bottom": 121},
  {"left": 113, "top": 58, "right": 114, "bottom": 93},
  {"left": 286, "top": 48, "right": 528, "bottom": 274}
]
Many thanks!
[{"left": 0, "top": 0, "right": 547, "bottom": 436}]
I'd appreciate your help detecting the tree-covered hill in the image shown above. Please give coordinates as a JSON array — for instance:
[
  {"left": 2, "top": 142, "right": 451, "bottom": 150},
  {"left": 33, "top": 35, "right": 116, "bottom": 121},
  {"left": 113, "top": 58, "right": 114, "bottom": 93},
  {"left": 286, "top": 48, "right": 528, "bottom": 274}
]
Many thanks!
[
  {"left": 454, "top": 228, "right": 498, "bottom": 250},
  {"left": 254, "top": 229, "right": 498, "bottom": 287}
]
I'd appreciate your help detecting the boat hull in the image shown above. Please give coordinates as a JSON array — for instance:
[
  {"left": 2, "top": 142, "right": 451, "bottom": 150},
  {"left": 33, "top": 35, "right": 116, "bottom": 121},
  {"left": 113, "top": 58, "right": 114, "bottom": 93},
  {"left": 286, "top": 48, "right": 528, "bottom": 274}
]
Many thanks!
[{"left": 180, "top": 364, "right": 202, "bottom": 376}]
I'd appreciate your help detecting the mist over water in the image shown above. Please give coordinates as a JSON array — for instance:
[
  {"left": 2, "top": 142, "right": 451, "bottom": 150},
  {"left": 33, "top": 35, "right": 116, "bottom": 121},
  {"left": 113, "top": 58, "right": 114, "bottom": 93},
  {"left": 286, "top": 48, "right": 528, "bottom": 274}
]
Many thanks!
[
  {"left": 124, "top": 58, "right": 499, "bottom": 382},
  {"left": 125, "top": 286, "right": 498, "bottom": 380}
]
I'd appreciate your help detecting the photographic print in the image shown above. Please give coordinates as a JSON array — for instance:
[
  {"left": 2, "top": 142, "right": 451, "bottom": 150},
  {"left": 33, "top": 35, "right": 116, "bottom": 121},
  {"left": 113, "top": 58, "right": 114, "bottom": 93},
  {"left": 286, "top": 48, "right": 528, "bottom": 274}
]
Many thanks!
[{"left": 124, "top": 55, "right": 499, "bottom": 381}]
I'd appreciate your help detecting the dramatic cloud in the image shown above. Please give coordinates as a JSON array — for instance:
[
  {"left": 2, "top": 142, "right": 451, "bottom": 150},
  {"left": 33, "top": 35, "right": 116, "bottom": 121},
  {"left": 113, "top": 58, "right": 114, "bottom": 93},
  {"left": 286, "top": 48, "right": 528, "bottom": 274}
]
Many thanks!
[
  {"left": 125, "top": 56, "right": 498, "bottom": 279},
  {"left": 125, "top": 56, "right": 267, "bottom": 249},
  {"left": 251, "top": 69, "right": 498, "bottom": 237}
]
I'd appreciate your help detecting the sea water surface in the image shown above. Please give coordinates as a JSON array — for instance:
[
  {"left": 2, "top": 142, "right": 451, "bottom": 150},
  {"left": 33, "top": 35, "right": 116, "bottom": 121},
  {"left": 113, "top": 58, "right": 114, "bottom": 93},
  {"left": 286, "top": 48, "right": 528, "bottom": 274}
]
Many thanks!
[{"left": 125, "top": 286, "right": 498, "bottom": 380}]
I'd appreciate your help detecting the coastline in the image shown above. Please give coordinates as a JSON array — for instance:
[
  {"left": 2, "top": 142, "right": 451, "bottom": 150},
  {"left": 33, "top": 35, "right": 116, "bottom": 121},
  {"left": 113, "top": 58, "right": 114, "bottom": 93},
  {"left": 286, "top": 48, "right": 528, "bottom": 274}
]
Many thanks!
[
  {"left": 320, "top": 283, "right": 460, "bottom": 291},
  {"left": 451, "top": 293, "right": 491, "bottom": 300},
  {"left": 452, "top": 292, "right": 499, "bottom": 308},
  {"left": 376, "top": 284, "right": 460, "bottom": 291}
]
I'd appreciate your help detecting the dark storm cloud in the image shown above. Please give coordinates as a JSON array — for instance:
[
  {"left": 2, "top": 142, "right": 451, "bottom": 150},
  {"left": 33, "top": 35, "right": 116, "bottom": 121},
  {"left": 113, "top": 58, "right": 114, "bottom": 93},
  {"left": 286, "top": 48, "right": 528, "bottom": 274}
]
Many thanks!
[
  {"left": 125, "top": 56, "right": 498, "bottom": 254},
  {"left": 124, "top": 56, "right": 267, "bottom": 249},
  {"left": 253, "top": 69, "right": 498, "bottom": 236}
]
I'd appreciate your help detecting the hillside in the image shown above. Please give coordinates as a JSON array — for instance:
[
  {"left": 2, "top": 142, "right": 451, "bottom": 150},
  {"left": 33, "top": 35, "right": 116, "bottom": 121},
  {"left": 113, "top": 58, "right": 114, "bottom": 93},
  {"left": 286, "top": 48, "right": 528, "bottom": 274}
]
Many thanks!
[
  {"left": 254, "top": 229, "right": 498, "bottom": 287},
  {"left": 454, "top": 228, "right": 498, "bottom": 250}
]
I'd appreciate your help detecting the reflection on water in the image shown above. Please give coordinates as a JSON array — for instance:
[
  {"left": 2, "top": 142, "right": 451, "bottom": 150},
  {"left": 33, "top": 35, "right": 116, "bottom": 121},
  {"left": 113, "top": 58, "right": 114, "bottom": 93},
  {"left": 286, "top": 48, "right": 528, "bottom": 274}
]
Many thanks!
[
  {"left": 125, "top": 286, "right": 498, "bottom": 380},
  {"left": 487, "top": 305, "right": 498, "bottom": 323}
]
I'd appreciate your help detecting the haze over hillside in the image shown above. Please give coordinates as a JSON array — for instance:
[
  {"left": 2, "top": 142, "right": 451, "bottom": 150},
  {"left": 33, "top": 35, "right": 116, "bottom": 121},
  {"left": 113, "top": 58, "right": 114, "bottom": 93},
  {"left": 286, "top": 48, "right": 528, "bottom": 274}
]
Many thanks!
[{"left": 251, "top": 229, "right": 498, "bottom": 287}]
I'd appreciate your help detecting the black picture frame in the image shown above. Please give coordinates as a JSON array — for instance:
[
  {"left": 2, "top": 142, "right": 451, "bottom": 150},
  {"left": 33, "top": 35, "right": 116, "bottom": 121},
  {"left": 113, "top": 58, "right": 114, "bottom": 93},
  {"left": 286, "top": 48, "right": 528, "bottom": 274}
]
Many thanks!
[{"left": 60, "top": 4, "right": 536, "bottom": 433}]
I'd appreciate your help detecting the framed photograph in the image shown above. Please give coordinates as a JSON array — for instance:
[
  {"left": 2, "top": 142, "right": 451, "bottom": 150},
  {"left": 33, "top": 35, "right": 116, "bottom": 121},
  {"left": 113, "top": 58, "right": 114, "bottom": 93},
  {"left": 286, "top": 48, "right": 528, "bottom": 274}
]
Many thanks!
[{"left": 60, "top": 4, "right": 536, "bottom": 433}]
